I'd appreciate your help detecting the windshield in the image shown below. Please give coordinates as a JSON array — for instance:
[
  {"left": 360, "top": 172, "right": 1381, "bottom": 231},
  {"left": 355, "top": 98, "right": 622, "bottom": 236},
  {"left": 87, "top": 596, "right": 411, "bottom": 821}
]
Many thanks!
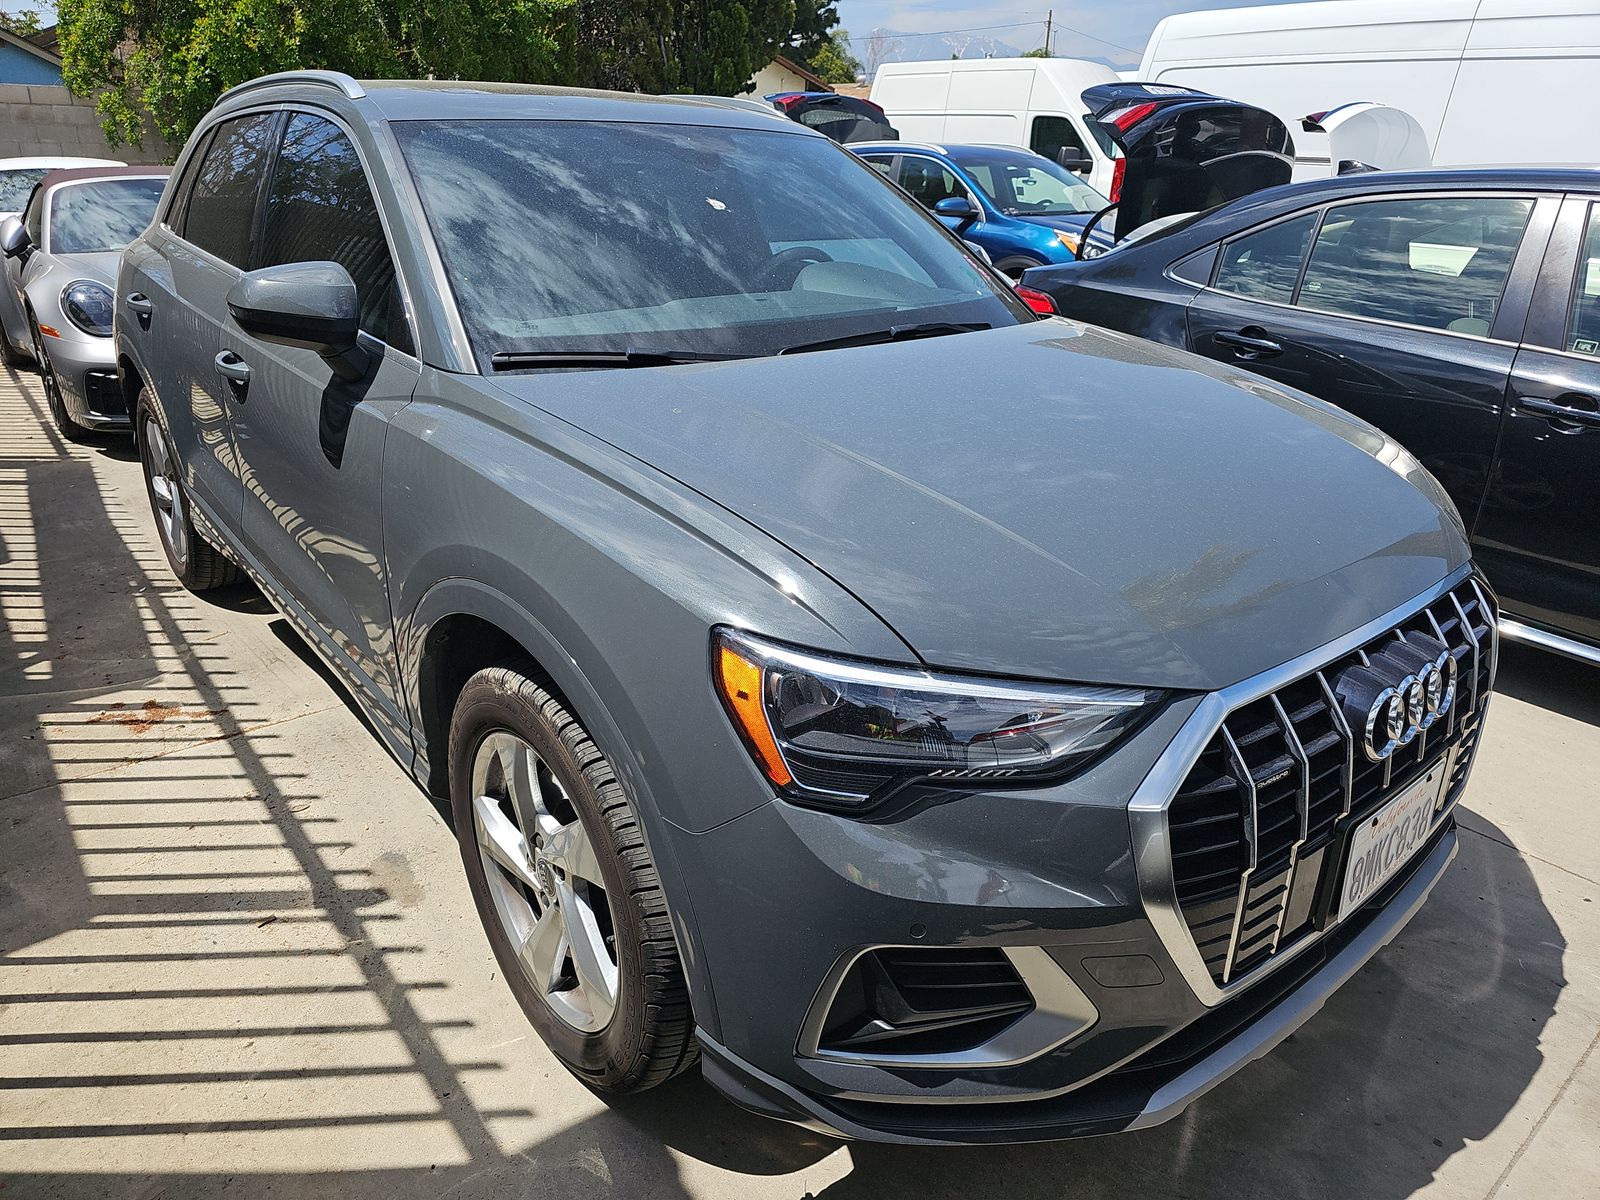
[
  {"left": 393, "top": 119, "right": 1025, "bottom": 368},
  {"left": 0, "top": 168, "right": 49, "bottom": 214},
  {"left": 49, "top": 178, "right": 165, "bottom": 254},
  {"left": 953, "top": 150, "right": 1108, "bottom": 217}
]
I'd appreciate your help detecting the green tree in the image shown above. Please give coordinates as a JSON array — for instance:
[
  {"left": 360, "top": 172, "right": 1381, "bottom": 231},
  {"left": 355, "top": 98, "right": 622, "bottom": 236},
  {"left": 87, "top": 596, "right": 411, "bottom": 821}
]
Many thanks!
[
  {"left": 786, "top": 0, "right": 836, "bottom": 63},
  {"left": 1023, "top": 46, "right": 1050, "bottom": 58},
  {"left": 806, "top": 28, "right": 858, "bottom": 84},
  {"left": 568, "top": 0, "right": 796, "bottom": 95},
  {"left": 57, "top": 0, "right": 575, "bottom": 150},
  {"left": 0, "top": 7, "right": 44, "bottom": 36}
]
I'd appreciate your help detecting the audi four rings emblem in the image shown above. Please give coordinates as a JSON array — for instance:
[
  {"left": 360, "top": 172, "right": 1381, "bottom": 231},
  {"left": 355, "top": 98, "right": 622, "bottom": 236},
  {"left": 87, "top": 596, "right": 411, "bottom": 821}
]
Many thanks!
[{"left": 1334, "top": 633, "right": 1459, "bottom": 762}]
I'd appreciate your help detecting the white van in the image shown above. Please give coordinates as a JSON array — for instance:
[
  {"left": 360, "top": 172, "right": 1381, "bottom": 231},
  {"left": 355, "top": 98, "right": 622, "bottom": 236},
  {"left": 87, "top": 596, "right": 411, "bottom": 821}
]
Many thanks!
[
  {"left": 870, "top": 58, "right": 1123, "bottom": 195},
  {"left": 1140, "top": 0, "right": 1600, "bottom": 171}
]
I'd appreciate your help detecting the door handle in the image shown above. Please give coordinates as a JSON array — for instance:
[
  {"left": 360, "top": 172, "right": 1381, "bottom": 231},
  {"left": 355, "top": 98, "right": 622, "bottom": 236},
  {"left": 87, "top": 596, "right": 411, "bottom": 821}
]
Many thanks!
[
  {"left": 1214, "top": 328, "right": 1284, "bottom": 358},
  {"left": 1516, "top": 395, "right": 1600, "bottom": 430},
  {"left": 126, "top": 292, "right": 153, "bottom": 328},
  {"left": 214, "top": 350, "right": 251, "bottom": 392}
]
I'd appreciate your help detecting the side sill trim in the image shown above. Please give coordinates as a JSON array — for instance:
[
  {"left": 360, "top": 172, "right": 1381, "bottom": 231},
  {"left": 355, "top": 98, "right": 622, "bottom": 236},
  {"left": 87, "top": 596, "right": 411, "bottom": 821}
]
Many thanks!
[{"left": 1499, "top": 618, "right": 1600, "bottom": 666}]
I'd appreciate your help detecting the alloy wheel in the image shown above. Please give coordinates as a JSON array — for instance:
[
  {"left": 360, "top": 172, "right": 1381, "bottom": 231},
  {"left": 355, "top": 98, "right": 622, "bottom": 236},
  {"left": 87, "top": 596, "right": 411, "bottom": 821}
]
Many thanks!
[
  {"left": 470, "top": 730, "right": 619, "bottom": 1033},
  {"left": 141, "top": 414, "right": 189, "bottom": 569},
  {"left": 31, "top": 323, "right": 65, "bottom": 420}
]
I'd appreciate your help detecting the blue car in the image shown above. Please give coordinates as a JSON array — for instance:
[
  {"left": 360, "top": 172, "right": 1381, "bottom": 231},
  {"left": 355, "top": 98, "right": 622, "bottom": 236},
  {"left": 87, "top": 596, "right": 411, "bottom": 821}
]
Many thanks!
[{"left": 850, "top": 141, "right": 1114, "bottom": 277}]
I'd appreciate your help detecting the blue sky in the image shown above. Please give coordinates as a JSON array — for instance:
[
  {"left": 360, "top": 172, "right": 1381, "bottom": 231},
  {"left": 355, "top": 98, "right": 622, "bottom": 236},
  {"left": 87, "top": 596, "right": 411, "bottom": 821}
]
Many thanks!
[{"left": 834, "top": 1, "right": 1311, "bottom": 68}]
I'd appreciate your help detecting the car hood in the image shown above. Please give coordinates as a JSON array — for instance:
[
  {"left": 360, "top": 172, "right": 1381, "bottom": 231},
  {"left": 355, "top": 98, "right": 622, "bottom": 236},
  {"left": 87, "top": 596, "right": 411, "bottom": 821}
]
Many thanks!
[
  {"left": 1013, "top": 212, "right": 1115, "bottom": 247},
  {"left": 493, "top": 322, "right": 1468, "bottom": 690},
  {"left": 42, "top": 250, "right": 121, "bottom": 287}
]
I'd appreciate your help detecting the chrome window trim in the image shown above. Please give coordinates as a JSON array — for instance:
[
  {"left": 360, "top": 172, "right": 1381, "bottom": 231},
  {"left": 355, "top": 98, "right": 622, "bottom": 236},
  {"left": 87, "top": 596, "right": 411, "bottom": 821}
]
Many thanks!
[
  {"left": 794, "top": 945, "right": 1098, "bottom": 1073},
  {"left": 1193, "top": 281, "right": 1525, "bottom": 349},
  {"left": 1129, "top": 562, "right": 1485, "bottom": 1008}
]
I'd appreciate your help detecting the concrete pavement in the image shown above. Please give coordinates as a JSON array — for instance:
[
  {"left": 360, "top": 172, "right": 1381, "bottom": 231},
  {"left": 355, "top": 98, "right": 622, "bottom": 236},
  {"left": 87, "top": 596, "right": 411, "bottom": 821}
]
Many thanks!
[{"left": 1, "top": 362, "right": 1597, "bottom": 1198}]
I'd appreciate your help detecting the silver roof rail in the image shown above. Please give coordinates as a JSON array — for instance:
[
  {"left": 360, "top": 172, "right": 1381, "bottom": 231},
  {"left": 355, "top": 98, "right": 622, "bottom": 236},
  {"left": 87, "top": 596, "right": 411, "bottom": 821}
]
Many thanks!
[{"left": 216, "top": 70, "right": 366, "bottom": 105}]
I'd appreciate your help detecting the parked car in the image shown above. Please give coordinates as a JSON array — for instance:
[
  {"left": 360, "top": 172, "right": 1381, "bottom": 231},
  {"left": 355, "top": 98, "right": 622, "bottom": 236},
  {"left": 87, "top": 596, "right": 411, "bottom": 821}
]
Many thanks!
[
  {"left": 850, "top": 141, "right": 1114, "bottom": 276},
  {"left": 120, "top": 71, "right": 1495, "bottom": 1145},
  {"left": 0, "top": 165, "right": 168, "bottom": 438},
  {"left": 765, "top": 91, "right": 897, "bottom": 142},
  {"left": 1025, "top": 167, "right": 1600, "bottom": 666},
  {"left": 870, "top": 58, "right": 1121, "bottom": 195},
  {"left": 0, "top": 155, "right": 123, "bottom": 366}
]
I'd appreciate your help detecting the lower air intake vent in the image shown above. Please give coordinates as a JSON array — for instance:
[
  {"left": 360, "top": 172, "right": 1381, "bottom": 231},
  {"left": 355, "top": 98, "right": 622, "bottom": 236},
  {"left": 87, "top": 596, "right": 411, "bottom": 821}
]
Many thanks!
[{"left": 818, "top": 947, "right": 1034, "bottom": 1057}]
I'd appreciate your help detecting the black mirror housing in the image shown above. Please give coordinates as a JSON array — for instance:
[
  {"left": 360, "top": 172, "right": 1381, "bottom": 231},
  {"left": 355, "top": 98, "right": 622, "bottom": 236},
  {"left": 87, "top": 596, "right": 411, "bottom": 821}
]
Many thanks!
[
  {"left": 227, "top": 261, "right": 368, "bottom": 380},
  {"left": 0, "top": 216, "right": 30, "bottom": 259},
  {"left": 1055, "top": 147, "right": 1093, "bottom": 173}
]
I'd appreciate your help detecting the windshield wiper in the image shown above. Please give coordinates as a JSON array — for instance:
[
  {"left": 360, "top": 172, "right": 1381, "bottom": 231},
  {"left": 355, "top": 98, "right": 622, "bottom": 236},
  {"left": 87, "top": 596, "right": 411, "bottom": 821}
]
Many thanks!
[
  {"left": 776, "top": 321, "right": 991, "bottom": 357},
  {"left": 490, "top": 347, "right": 750, "bottom": 371}
]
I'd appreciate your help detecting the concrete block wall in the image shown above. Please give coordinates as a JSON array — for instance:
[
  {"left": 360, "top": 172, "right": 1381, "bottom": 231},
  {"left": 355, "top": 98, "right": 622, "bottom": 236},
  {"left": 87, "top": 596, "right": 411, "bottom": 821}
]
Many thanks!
[{"left": 0, "top": 83, "right": 170, "bottom": 161}]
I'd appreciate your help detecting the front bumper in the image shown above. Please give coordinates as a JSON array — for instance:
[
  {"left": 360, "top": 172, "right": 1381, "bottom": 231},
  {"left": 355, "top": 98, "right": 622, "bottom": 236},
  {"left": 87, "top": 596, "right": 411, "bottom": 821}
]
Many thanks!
[
  {"left": 48, "top": 332, "right": 128, "bottom": 429},
  {"left": 672, "top": 568, "right": 1489, "bottom": 1143},
  {"left": 699, "top": 823, "right": 1457, "bottom": 1144}
]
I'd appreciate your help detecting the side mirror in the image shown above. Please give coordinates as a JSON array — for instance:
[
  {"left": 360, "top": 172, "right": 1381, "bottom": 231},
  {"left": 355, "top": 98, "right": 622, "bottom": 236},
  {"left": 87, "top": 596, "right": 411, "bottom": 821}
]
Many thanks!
[
  {"left": 934, "top": 195, "right": 979, "bottom": 232},
  {"left": 227, "top": 261, "right": 368, "bottom": 381},
  {"left": 1, "top": 216, "right": 30, "bottom": 259},
  {"left": 1055, "top": 147, "right": 1093, "bottom": 174}
]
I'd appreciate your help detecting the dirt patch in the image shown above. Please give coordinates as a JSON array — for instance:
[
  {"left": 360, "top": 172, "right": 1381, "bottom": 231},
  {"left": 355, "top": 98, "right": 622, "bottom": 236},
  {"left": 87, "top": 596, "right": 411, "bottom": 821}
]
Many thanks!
[{"left": 88, "top": 698, "right": 226, "bottom": 735}]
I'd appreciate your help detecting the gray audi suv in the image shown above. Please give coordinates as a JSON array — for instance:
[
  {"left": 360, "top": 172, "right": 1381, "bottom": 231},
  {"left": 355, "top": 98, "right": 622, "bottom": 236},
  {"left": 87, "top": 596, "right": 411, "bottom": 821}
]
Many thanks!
[{"left": 116, "top": 71, "right": 1495, "bottom": 1144}]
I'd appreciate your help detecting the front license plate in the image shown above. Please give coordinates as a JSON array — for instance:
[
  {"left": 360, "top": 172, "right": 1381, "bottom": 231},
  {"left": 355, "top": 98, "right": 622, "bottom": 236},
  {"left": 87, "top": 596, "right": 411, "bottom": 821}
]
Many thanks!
[{"left": 1337, "top": 763, "right": 1447, "bottom": 922}]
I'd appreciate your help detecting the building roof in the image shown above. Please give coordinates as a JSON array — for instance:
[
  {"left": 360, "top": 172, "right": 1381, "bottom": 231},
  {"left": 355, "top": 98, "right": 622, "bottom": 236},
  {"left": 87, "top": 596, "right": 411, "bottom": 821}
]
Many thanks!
[
  {"left": 770, "top": 55, "right": 832, "bottom": 93},
  {"left": 0, "top": 23, "right": 61, "bottom": 65}
]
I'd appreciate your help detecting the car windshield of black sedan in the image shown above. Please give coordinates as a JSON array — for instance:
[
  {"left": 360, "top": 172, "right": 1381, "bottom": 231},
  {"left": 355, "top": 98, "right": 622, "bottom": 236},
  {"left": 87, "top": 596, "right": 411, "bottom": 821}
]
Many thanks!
[
  {"left": 952, "top": 149, "right": 1108, "bottom": 217},
  {"left": 49, "top": 178, "right": 166, "bottom": 254},
  {"left": 393, "top": 119, "right": 1026, "bottom": 366}
]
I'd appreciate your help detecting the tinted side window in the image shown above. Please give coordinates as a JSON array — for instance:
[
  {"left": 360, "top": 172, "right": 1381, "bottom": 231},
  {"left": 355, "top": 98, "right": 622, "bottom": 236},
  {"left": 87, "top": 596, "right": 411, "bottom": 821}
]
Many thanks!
[
  {"left": 1297, "top": 196, "right": 1533, "bottom": 335},
  {"left": 1568, "top": 204, "right": 1600, "bottom": 357},
  {"left": 896, "top": 157, "right": 963, "bottom": 207},
  {"left": 164, "top": 128, "right": 215, "bottom": 230},
  {"left": 182, "top": 113, "right": 277, "bottom": 267},
  {"left": 258, "top": 113, "right": 408, "bottom": 349},
  {"left": 1214, "top": 213, "right": 1316, "bottom": 302},
  {"left": 1030, "top": 115, "right": 1085, "bottom": 162},
  {"left": 859, "top": 154, "right": 895, "bottom": 179}
]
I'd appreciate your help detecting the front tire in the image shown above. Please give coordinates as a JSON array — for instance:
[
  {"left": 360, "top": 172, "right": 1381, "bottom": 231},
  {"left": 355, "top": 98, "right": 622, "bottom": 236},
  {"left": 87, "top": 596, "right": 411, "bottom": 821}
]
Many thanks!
[
  {"left": 449, "top": 665, "right": 696, "bottom": 1093},
  {"left": 136, "top": 392, "right": 240, "bottom": 591},
  {"left": 0, "top": 325, "right": 25, "bottom": 368},
  {"left": 31, "top": 316, "right": 90, "bottom": 442},
  {"left": 994, "top": 255, "right": 1047, "bottom": 282}
]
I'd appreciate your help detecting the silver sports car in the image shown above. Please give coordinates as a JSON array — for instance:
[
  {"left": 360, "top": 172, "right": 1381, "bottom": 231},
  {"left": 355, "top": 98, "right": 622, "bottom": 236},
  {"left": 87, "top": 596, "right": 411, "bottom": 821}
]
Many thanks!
[
  {"left": 0, "top": 156, "right": 123, "bottom": 369},
  {"left": 0, "top": 165, "right": 169, "bottom": 438}
]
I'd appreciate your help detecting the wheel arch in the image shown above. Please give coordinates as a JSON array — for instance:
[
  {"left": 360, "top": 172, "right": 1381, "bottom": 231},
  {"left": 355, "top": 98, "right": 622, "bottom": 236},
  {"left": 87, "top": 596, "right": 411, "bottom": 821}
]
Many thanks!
[{"left": 403, "top": 577, "right": 723, "bottom": 1041}]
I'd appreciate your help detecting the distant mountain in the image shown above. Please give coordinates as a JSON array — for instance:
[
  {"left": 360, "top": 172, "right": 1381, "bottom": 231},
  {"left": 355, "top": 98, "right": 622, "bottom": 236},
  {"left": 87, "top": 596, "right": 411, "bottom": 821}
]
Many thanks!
[
  {"left": 853, "top": 27, "right": 1133, "bottom": 75},
  {"left": 855, "top": 27, "right": 1027, "bottom": 67}
]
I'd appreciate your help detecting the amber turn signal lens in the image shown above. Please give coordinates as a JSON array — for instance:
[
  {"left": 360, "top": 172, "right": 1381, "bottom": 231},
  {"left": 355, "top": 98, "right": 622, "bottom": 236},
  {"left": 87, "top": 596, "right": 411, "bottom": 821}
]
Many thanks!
[
  {"left": 38, "top": 324, "right": 62, "bottom": 339},
  {"left": 714, "top": 643, "right": 793, "bottom": 787}
]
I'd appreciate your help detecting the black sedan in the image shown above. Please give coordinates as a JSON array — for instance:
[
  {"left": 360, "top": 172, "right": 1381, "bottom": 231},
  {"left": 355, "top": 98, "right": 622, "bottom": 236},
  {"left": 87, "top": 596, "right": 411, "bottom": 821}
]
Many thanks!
[{"left": 1024, "top": 168, "right": 1600, "bottom": 666}]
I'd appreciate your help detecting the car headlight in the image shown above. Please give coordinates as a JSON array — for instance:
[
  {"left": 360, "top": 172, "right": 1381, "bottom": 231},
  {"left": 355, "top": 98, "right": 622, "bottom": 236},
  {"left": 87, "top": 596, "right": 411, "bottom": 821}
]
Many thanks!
[
  {"left": 62, "top": 280, "right": 114, "bottom": 337},
  {"left": 713, "top": 628, "right": 1164, "bottom": 811},
  {"left": 1079, "top": 243, "right": 1106, "bottom": 260},
  {"left": 1054, "top": 230, "right": 1081, "bottom": 254}
]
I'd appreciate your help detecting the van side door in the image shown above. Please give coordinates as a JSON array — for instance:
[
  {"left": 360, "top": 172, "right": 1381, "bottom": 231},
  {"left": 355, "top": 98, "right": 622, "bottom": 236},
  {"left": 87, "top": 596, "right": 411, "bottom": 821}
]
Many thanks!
[{"left": 1474, "top": 196, "right": 1600, "bottom": 647}]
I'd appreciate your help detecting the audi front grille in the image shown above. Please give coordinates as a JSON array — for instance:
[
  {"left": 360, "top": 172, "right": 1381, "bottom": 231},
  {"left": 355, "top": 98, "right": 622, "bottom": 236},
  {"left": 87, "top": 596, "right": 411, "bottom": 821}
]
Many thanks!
[{"left": 1167, "top": 576, "right": 1495, "bottom": 989}]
